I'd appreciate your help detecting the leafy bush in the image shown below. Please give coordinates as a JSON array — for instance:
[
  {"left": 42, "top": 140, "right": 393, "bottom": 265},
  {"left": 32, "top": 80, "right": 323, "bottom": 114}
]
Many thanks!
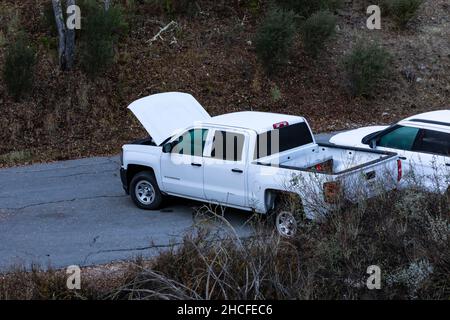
[
  {"left": 277, "top": 0, "right": 342, "bottom": 19},
  {"left": 254, "top": 7, "right": 297, "bottom": 74},
  {"left": 80, "top": 0, "right": 128, "bottom": 77},
  {"left": 342, "top": 42, "right": 392, "bottom": 97},
  {"left": 385, "top": 0, "right": 423, "bottom": 28},
  {"left": 41, "top": 1, "right": 58, "bottom": 35},
  {"left": 270, "top": 84, "right": 282, "bottom": 102},
  {"left": 246, "top": 0, "right": 263, "bottom": 15},
  {"left": 148, "top": 0, "right": 197, "bottom": 16},
  {"left": 3, "top": 36, "right": 36, "bottom": 100},
  {"left": 300, "top": 11, "right": 336, "bottom": 58}
]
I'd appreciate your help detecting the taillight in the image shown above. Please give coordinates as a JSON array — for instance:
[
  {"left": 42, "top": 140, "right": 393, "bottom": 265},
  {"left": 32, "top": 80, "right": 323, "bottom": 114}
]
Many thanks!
[
  {"left": 273, "top": 121, "right": 289, "bottom": 129},
  {"left": 323, "top": 181, "right": 341, "bottom": 204},
  {"left": 397, "top": 159, "right": 402, "bottom": 182}
]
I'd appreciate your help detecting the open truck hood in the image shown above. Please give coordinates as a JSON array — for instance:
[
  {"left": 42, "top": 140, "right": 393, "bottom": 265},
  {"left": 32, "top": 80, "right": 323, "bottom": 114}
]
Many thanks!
[{"left": 128, "top": 92, "right": 211, "bottom": 145}]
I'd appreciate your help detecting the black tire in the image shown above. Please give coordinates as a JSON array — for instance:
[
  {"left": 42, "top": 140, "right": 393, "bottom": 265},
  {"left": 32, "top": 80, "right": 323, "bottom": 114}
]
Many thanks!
[
  {"left": 130, "top": 171, "right": 163, "bottom": 210},
  {"left": 268, "top": 193, "right": 305, "bottom": 238}
]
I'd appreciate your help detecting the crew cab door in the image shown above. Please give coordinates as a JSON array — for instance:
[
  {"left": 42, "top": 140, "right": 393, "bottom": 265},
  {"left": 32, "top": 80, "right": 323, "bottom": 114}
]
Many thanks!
[
  {"left": 203, "top": 129, "right": 248, "bottom": 207},
  {"left": 375, "top": 125, "right": 450, "bottom": 191},
  {"left": 375, "top": 125, "right": 419, "bottom": 180},
  {"left": 410, "top": 129, "right": 450, "bottom": 191},
  {"left": 160, "top": 128, "right": 209, "bottom": 198}
]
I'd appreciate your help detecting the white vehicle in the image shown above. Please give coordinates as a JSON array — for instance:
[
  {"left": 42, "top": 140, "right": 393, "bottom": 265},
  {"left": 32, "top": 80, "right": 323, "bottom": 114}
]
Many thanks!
[
  {"left": 120, "top": 92, "right": 401, "bottom": 237},
  {"left": 330, "top": 110, "right": 450, "bottom": 193}
]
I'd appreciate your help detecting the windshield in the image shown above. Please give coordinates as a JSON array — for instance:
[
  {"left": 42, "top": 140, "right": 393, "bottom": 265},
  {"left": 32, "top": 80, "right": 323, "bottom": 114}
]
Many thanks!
[{"left": 254, "top": 122, "right": 314, "bottom": 159}]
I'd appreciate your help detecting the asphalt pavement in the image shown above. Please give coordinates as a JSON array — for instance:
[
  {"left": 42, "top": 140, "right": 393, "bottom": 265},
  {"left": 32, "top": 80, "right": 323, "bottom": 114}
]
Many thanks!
[{"left": 0, "top": 134, "right": 332, "bottom": 271}]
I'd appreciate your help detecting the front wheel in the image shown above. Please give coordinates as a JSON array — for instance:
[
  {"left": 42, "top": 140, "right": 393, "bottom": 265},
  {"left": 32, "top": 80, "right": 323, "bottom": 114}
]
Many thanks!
[{"left": 130, "top": 171, "right": 163, "bottom": 210}]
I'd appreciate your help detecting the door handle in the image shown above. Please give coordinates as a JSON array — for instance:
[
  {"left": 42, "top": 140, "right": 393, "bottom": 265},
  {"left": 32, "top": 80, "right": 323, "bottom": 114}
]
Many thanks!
[
  {"left": 399, "top": 156, "right": 407, "bottom": 160},
  {"left": 191, "top": 163, "right": 202, "bottom": 167},
  {"left": 446, "top": 163, "right": 450, "bottom": 167},
  {"left": 231, "top": 168, "right": 243, "bottom": 173}
]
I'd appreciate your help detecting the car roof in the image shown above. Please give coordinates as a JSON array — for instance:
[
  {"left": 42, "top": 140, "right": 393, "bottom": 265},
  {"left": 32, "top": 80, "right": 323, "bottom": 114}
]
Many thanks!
[
  {"left": 201, "top": 111, "right": 305, "bottom": 133},
  {"left": 399, "top": 110, "right": 450, "bottom": 132}
]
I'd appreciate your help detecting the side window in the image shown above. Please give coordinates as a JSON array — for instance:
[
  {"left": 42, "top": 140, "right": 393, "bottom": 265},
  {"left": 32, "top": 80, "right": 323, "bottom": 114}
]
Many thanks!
[
  {"left": 378, "top": 126, "right": 420, "bottom": 151},
  {"left": 211, "top": 131, "right": 245, "bottom": 161},
  {"left": 413, "top": 129, "right": 450, "bottom": 156},
  {"left": 172, "top": 129, "right": 208, "bottom": 157}
]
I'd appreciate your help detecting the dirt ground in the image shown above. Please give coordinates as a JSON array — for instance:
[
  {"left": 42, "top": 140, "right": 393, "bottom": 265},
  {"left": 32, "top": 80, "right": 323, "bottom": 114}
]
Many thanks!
[{"left": 0, "top": 0, "right": 448, "bottom": 167}]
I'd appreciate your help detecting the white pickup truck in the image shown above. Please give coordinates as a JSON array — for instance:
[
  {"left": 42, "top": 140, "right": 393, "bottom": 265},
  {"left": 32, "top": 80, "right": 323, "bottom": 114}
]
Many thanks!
[{"left": 120, "top": 93, "right": 401, "bottom": 237}]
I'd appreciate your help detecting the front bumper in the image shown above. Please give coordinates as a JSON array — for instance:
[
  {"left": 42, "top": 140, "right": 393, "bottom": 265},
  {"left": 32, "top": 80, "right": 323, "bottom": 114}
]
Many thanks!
[{"left": 120, "top": 168, "right": 129, "bottom": 194}]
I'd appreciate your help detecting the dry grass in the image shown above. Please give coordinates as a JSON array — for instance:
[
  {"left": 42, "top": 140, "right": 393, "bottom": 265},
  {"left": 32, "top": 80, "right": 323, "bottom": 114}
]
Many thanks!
[{"left": 1, "top": 185, "right": 448, "bottom": 300}]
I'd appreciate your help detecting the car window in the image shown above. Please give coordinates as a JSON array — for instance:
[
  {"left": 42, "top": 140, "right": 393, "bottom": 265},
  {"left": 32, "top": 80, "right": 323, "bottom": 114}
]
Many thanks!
[
  {"left": 412, "top": 129, "right": 450, "bottom": 156},
  {"left": 254, "top": 122, "right": 313, "bottom": 159},
  {"left": 211, "top": 131, "right": 245, "bottom": 161},
  {"left": 172, "top": 128, "right": 208, "bottom": 156},
  {"left": 378, "top": 126, "right": 420, "bottom": 151}
]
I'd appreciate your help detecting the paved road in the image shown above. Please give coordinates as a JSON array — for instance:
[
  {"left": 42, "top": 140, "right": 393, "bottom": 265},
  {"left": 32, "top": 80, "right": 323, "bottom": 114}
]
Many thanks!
[{"left": 0, "top": 134, "right": 333, "bottom": 271}]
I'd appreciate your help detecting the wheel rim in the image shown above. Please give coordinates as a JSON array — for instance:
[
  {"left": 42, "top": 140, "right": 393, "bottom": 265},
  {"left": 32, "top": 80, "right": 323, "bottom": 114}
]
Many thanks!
[
  {"left": 276, "top": 211, "right": 297, "bottom": 238},
  {"left": 135, "top": 180, "right": 155, "bottom": 205}
]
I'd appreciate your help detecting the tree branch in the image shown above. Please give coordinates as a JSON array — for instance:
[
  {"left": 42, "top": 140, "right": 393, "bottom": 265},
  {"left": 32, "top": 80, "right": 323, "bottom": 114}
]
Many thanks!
[{"left": 147, "top": 21, "right": 177, "bottom": 45}]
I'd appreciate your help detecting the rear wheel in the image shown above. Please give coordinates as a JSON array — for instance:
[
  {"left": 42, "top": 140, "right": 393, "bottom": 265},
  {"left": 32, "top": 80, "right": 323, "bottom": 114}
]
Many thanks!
[
  {"left": 269, "top": 192, "right": 304, "bottom": 238},
  {"left": 275, "top": 211, "right": 298, "bottom": 238},
  {"left": 130, "top": 171, "right": 163, "bottom": 210}
]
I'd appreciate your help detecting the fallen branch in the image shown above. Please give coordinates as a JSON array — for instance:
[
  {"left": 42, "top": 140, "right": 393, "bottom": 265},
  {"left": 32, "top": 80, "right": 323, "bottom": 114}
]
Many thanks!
[{"left": 147, "top": 21, "right": 178, "bottom": 45}]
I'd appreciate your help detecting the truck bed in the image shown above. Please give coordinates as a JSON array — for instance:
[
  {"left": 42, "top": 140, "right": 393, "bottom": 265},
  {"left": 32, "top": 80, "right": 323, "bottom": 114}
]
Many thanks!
[{"left": 256, "top": 142, "right": 397, "bottom": 175}]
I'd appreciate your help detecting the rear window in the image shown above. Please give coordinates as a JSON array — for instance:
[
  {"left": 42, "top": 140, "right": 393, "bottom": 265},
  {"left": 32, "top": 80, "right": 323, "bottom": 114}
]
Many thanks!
[{"left": 254, "top": 122, "right": 313, "bottom": 159}]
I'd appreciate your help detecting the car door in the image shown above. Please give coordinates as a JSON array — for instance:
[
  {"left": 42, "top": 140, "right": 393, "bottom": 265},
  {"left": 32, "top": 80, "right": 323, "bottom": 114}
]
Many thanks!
[
  {"left": 410, "top": 129, "right": 450, "bottom": 192},
  {"left": 375, "top": 125, "right": 421, "bottom": 185},
  {"left": 203, "top": 129, "right": 248, "bottom": 208},
  {"left": 375, "top": 125, "right": 450, "bottom": 191},
  {"left": 160, "top": 128, "right": 209, "bottom": 199}
]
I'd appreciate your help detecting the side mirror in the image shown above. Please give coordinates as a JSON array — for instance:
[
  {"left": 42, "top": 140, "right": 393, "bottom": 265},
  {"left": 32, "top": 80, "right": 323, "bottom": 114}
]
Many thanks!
[
  {"left": 369, "top": 139, "right": 377, "bottom": 149},
  {"left": 162, "top": 142, "right": 173, "bottom": 153},
  {"left": 362, "top": 131, "right": 381, "bottom": 146}
]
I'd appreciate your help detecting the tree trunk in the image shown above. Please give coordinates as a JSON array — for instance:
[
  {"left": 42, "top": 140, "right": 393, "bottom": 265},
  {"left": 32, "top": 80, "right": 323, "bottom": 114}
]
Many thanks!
[
  {"left": 65, "top": 0, "right": 76, "bottom": 70},
  {"left": 52, "top": 0, "right": 68, "bottom": 70},
  {"left": 104, "top": 0, "right": 111, "bottom": 11},
  {"left": 52, "top": 0, "right": 76, "bottom": 70}
]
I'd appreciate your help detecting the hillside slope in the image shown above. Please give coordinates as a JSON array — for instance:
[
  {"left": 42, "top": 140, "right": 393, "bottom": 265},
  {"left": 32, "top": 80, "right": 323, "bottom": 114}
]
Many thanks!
[{"left": 0, "top": 0, "right": 448, "bottom": 166}]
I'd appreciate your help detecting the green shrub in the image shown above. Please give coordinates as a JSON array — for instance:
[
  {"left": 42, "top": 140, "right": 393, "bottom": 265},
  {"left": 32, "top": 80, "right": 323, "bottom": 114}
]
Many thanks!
[
  {"left": 277, "top": 0, "right": 342, "bottom": 19},
  {"left": 270, "top": 84, "right": 282, "bottom": 102},
  {"left": 254, "top": 7, "right": 297, "bottom": 74},
  {"left": 385, "top": 0, "right": 423, "bottom": 28},
  {"left": 80, "top": 0, "right": 128, "bottom": 77},
  {"left": 41, "top": 1, "right": 58, "bottom": 35},
  {"left": 3, "top": 36, "right": 36, "bottom": 100},
  {"left": 246, "top": 0, "right": 263, "bottom": 15},
  {"left": 342, "top": 42, "right": 391, "bottom": 97},
  {"left": 148, "top": 0, "right": 197, "bottom": 16},
  {"left": 301, "top": 11, "right": 336, "bottom": 58}
]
